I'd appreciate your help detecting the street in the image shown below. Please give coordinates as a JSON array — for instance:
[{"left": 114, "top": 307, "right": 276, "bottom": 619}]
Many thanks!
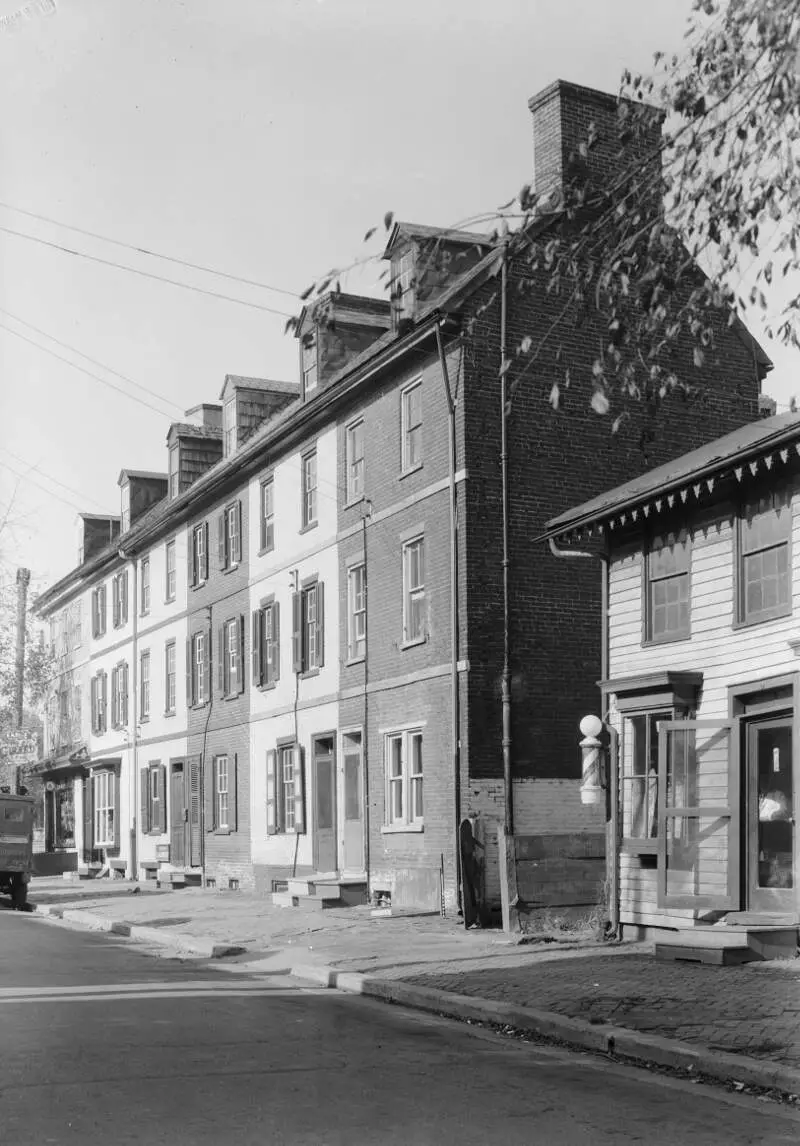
[{"left": 0, "top": 910, "right": 797, "bottom": 1145}]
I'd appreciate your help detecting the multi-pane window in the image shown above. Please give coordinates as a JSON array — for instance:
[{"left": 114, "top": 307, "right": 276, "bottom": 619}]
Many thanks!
[
  {"left": 266, "top": 745, "right": 305, "bottom": 835},
  {"left": 346, "top": 420, "right": 365, "bottom": 502},
  {"left": 140, "top": 557, "right": 151, "bottom": 615},
  {"left": 401, "top": 381, "right": 422, "bottom": 471},
  {"left": 622, "top": 711, "right": 666, "bottom": 842},
  {"left": 392, "top": 249, "right": 416, "bottom": 323},
  {"left": 91, "top": 671, "right": 107, "bottom": 734},
  {"left": 112, "top": 571, "right": 128, "bottom": 628},
  {"left": 165, "top": 540, "right": 176, "bottom": 602},
  {"left": 91, "top": 585, "right": 107, "bottom": 638},
  {"left": 303, "top": 336, "right": 318, "bottom": 397},
  {"left": 165, "top": 641, "right": 176, "bottom": 714},
  {"left": 402, "top": 536, "right": 425, "bottom": 644},
  {"left": 168, "top": 445, "right": 179, "bottom": 499},
  {"left": 121, "top": 485, "right": 131, "bottom": 533},
  {"left": 293, "top": 582, "right": 324, "bottom": 673},
  {"left": 111, "top": 662, "right": 129, "bottom": 729},
  {"left": 281, "top": 747, "right": 296, "bottom": 832},
  {"left": 348, "top": 563, "right": 366, "bottom": 660},
  {"left": 192, "top": 523, "right": 208, "bottom": 587},
  {"left": 260, "top": 477, "right": 275, "bottom": 553},
  {"left": 386, "top": 729, "right": 424, "bottom": 827},
  {"left": 93, "top": 770, "right": 115, "bottom": 847},
  {"left": 646, "top": 529, "right": 690, "bottom": 642},
  {"left": 139, "top": 650, "right": 150, "bottom": 721},
  {"left": 216, "top": 755, "right": 230, "bottom": 830},
  {"left": 223, "top": 398, "right": 237, "bottom": 457},
  {"left": 738, "top": 488, "right": 792, "bottom": 625},
  {"left": 190, "top": 631, "right": 208, "bottom": 706},
  {"left": 220, "top": 502, "right": 242, "bottom": 569},
  {"left": 302, "top": 450, "right": 318, "bottom": 528},
  {"left": 221, "top": 616, "right": 244, "bottom": 696},
  {"left": 253, "top": 602, "right": 280, "bottom": 687}
]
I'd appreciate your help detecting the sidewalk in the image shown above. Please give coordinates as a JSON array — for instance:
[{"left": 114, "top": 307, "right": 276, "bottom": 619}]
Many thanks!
[{"left": 26, "top": 877, "right": 800, "bottom": 1100}]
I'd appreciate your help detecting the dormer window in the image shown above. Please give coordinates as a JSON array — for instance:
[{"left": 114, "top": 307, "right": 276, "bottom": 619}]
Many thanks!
[
  {"left": 169, "top": 445, "right": 179, "bottom": 499},
  {"left": 120, "top": 485, "right": 131, "bottom": 533},
  {"left": 391, "top": 249, "right": 416, "bottom": 325},
  {"left": 302, "top": 333, "right": 318, "bottom": 398},
  {"left": 223, "top": 398, "right": 237, "bottom": 457}
]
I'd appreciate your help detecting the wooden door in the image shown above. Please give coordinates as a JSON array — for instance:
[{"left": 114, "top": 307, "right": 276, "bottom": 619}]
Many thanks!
[
  {"left": 746, "top": 718, "right": 795, "bottom": 912},
  {"left": 188, "top": 755, "right": 202, "bottom": 868},
  {"left": 342, "top": 732, "right": 364, "bottom": 872},
  {"left": 170, "top": 762, "right": 187, "bottom": 867},
  {"left": 313, "top": 738, "right": 337, "bottom": 874}
]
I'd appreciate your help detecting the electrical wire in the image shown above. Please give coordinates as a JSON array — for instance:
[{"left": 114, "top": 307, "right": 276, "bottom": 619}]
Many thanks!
[
  {"left": 0, "top": 199, "right": 301, "bottom": 299},
  {"left": 0, "top": 447, "right": 109, "bottom": 512},
  {"left": 0, "top": 459, "right": 96, "bottom": 514}
]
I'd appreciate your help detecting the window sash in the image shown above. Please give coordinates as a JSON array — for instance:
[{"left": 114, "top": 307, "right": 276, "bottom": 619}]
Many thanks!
[
  {"left": 165, "top": 643, "right": 176, "bottom": 713},
  {"left": 305, "top": 586, "right": 318, "bottom": 669},
  {"left": 346, "top": 422, "right": 365, "bottom": 501},
  {"left": 402, "top": 383, "right": 422, "bottom": 470},
  {"left": 622, "top": 711, "right": 667, "bottom": 840},
  {"left": 194, "top": 633, "right": 205, "bottom": 703},
  {"left": 348, "top": 565, "right": 366, "bottom": 659},
  {"left": 193, "top": 526, "right": 206, "bottom": 584},
  {"left": 166, "top": 541, "right": 176, "bottom": 600},
  {"left": 226, "top": 619, "right": 239, "bottom": 691},
  {"left": 141, "top": 559, "right": 151, "bottom": 614},
  {"left": 223, "top": 399, "right": 236, "bottom": 456},
  {"left": 260, "top": 479, "right": 275, "bottom": 552},
  {"left": 226, "top": 505, "right": 239, "bottom": 566},
  {"left": 403, "top": 538, "right": 425, "bottom": 642},
  {"left": 386, "top": 730, "right": 423, "bottom": 826},
  {"left": 216, "top": 756, "right": 229, "bottom": 829},
  {"left": 93, "top": 771, "right": 114, "bottom": 847},
  {"left": 168, "top": 447, "right": 179, "bottom": 498},
  {"left": 302, "top": 453, "right": 318, "bottom": 526},
  {"left": 738, "top": 490, "right": 792, "bottom": 623},
  {"left": 280, "top": 747, "right": 295, "bottom": 831},
  {"left": 140, "top": 652, "right": 150, "bottom": 720}
]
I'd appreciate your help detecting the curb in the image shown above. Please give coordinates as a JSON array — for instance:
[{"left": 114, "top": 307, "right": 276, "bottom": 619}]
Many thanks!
[
  {"left": 31, "top": 903, "right": 244, "bottom": 960},
  {"left": 289, "top": 962, "right": 800, "bottom": 1101}
]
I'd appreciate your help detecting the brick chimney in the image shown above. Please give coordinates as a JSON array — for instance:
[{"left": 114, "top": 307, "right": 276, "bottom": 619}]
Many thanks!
[{"left": 528, "top": 79, "right": 664, "bottom": 207}]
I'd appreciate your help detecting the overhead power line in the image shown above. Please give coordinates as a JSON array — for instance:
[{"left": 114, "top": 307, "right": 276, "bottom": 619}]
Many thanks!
[
  {"left": 0, "top": 459, "right": 91, "bottom": 515},
  {"left": 0, "top": 223, "right": 297, "bottom": 317},
  {"left": 0, "top": 447, "right": 109, "bottom": 512},
  {"left": 0, "top": 198, "right": 301, "bottom": 300}
]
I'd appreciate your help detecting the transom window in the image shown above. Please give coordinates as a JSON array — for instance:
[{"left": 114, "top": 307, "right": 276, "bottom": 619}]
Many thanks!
[
  {"left": 302, "top": 450, "right": 318, "bottom": 528},
  {"left": 401, "top": 381, "right": 422, "bottom": 471},
  {"left": 348, "top": 563, "right": 366, "bottom": 660},
  {"left": 738, "top": 487, "right": 792, "bottom": 625},
  {"left": 646, "top": 528, "right": 690, "bottom": 643},
  {"left": 386, "top": 729, "right": 424, "bottom": 827},
  {"left": 346, "top": 420, "right": 365, "bottom": 502},
  {"left": 402, "top": 536, "right": 425, "bottom": 644},
  {"left": 260, "top": 477, "right": 275, "bottom": 553}
]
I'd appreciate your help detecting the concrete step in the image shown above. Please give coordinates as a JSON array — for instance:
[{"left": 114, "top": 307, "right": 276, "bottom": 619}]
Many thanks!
[
  {"left": 726, "top": 911, "right": 800, "bottom": 927},
  {"left": 287, "top": 878, "right": 341, "bottom": 900},
  {"left": 272, "top": 891, "right": 297, "bottom": 908},
  {"left": 294, "top": 894, "right": 345, "bottom": 911},
  {"left": 656, "top": 923, "right": 798, "bottom": 964}
]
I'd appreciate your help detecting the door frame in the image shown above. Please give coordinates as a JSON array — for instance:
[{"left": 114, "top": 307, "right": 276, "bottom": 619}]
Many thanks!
[
  {"left": 311, "top": 731, "right": 337, "bottom": 875},
  {"left": 744, "top": 714, "right": 795, "bottom": 912},
  {"left": 169, "top": 757, "right": 189, "bottom": 869},
  {"left": 338, "top": 724, "right": 366, "bottom": 876}
]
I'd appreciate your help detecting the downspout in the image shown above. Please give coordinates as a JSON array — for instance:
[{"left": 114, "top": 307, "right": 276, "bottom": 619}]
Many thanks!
[
  {"left": 435, "top": 321, "right": 461, "bottom": 912},
  {"left": 361, "top": 506, "right": 371, "bottom": 888},
  {"left": 547, "top": 537, "right": 618, "bottom": 936},
  {"left": 119, "top": 550, "right": 138, "bottom": 880},
  {"left": 500, "top": 243, "right": 513, "bottom": 836}
]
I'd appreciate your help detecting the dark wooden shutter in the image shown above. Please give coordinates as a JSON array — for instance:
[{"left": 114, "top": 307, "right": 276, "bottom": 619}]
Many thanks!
[
  {"left": 189, "top": 530, "right": 196, "bottom": 586},
  {"left": 157, "top": 764, "right": 167, "bottom": 833},
  {"left": 266, "top": 750, "right": 277, "bottom": 835},
  {"left": 122, "top": 662, "right": 129, "bottom": 726},
  {"left": 251, "top": 610, "right": 263, "bottom": 686},
  {"left": 292, "top": 591, "right": 302, "bottom": 673},
  {"left": 202, "top": 522, "right": 209, "bottom": 581},
  {"left": 100, "top": 672, "right": 107, "bottom": 732},
  {"left": 272, "top": 603, "right": 281, "bottom": 683},
  {"left": 112, "top": 577, "right": 119, "bottom": 627},
  {"left": 91, "top": 591, "right": 98, "bottom": 638},
  {"left": 111, "top": 666, "right": 119, "bottom": 728},
  {"left": 185, "top": 638, "right": 193, "bottom": 707},
  {"left": 235, "top": 501, "right": 242, "bottom": 563},
  {"left": 293, "top": 746, "right": 306, "bottom": 833},
  {"left": 217, "top": 625, "right": 226, "bottom": 695},
  {"left": 113, "top": 770, "right": 121, "bottom": 850},
  {"left": 203, "top": 626, "right": 211, "bottom": 703},
  {"left": 237, "top": 615, "right": 245, "bottom": 694},
  {"left": 140, "top": 767, "right": 150, "bottom": 835},
  {"left": 189, "top": 756, "right": 202, "bottom": 865},
  {"left": 316, "top": 581, "right": 325, "bottom": 668},
  {"left": 90, "top": 676, "right": 98, "bottom": 733},
  {"left": 204, "top": 756, "right": 215, "bottom": 832},
  {"left": 83, "top": 775, "right": 93, "bottom": 858},
  {"left": 121, "top": 571, "right": 128, "bottom": 623},
  {"left": 230, "top": 753, "right": 238, "bottom": 832},
  {"left": 218, "top": 513, "right": 226, "bottom": 569}
]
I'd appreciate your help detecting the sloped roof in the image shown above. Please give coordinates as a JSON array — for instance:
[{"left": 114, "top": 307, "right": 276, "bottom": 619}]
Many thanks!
[
  {"left": 384, "top": 220, "right": 496, "bottom": 258},
  {"left": 542, "top": 411, "right": 800, "bottom": 540},
  {"left": 219, "top": 376, "right": 300, "bottom": 400}
]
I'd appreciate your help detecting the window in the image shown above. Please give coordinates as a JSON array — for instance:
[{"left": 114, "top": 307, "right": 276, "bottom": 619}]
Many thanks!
[
  {"left": 139, "top": 650, "right": 150, "bottom": 721},
  {"left": 347, "top": 563, "right": 366, "bottom": 660},
  {"left": 223, "top": 397, "right": 237, "bottom": 457},
  {"left": 93, "top": 770, "right": 115, "bottom": 847},
  {"left": 401, "top": 381, "right": 422, "bottom": 471},
  {"left": 189, "top": 630, "right": 209, "bottom": 706},
  {"left": 621, "top": 711, "right": 665, "bottom": 842},
  {"left": 70, "top": 601, "right": 82, "bottom": 649},
  {"left": 402, "top": 536, "right": 425, "bottom": 644},
  {"left": 346, "top": 420, "right": 365, "bottom": 502},
  {"left": 219, "top": 501, "right": 242, "bottom": 570},
  {"left": 260, "top": 477, "right": 275, "bottom": 553},
  {"left": 266, "top": 745, "right": 305, "bottom": 834},
  {"left": 165, "top": 540, "right": 176, "bottom": 602},
  {"left": 90, "top": 671, "right": 107, "bottom": 734},
  {"left": 292, "top": 582, "right": 324, "bottom": 673},
  {"left": 169, "top": 445, "right": 180, "bottom": 499},
  {"left": 646, "top": 529, "right": 690, "bottom": 642},
  {"left": 303, "top": 336, "right": 318, "bottom": 397},
  {"left": 140, "top": 557, "right": 151, "bottom": 615},
  {"left": 142, "top": 762, "right": 166, "bottom": 835},
  {"left": 216, "top": 755, "right": 230, "bottom": 830},
  {"left": 385, "top": 729, "right": 424, "bottom": 827},
  {"left": 112, "top": 571, "right": 128, "bottom": 628},
  {"left": 391, "top": 249, "right": 416, "bottom": 323},
  {"left": 737, "top": 487, "right": 792, "bottom": 625},
  {"left": 165, "top": 641, "right": 176, "bottom": 714},
  {"left": 252, "top": 601, "right": 281, "bottom": 687},
  {"left": 111, "top": 662, "right": 129, "bottom": 729},
  {"left": 220, "top": 616, "right": 244, "bottom": 696},
  {"left": 191, "top": 523, "right": 209, "bottom": 587},
  {"left": 121, "top": 485, "right": 131, "bottom": 533},
  {"left": 301, "top": 450, "right": 317, "bottom": 529},
  {"left": 91, "top": 585, "right": 107, "bottom": 639}
]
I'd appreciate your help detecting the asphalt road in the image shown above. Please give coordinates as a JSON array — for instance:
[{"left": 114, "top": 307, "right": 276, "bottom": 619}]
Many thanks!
[{"left": 1, "top": 908, "right": 799, "bottom": 1145}]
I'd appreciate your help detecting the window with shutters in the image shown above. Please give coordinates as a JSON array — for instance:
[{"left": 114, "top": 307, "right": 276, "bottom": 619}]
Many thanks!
[
  {"left": 191, "top": 523, "right": 208, "bottom": 587},
  {"left": 219, "top": 501, "right": 242, "bottom": 571},
  {"left": 259, "top": 477, "right": 275, "bottom": 553},
  {"left": 206, "top": 754, "right": 236, "bottom": 833},
  {"left": 165, "top": 640, "right": 176, "bottom": 715},
  {"left": 111, "top": 570, "right": 128, "bottom": 629},
  {"left": 252, "top": 601, "right": 280, "bottom": 688},
  {"left": 216, "top": 755, "right": 230, "bottom": 830},
  {"left": 111, "top": 662, "right": 129, "bottom": 729},
  {"left": 266, "top": 744, "right": 305, "bottom": 835},
  {"left": 292, "top": 581, "right": 324, "bottom": 674},
  {"left": 401, "top": 380, "right": 422, "bottom": 473},
  {"left": 139, "top": 650, "right": 151, "bottom": 722},
  {"left": 220, "top": 616, "right": 244, "bottom": 697},
  {"left": 190, "top": 631, "right": 209, "bottom": 707},
  {"left": 736, "top": 486, "right": 792, "bottom": 626},
  {"left": 402, "top": 536, "right": 425, "bottom": 645},
  {"left": 301, "top": 449, "right": 317, "bottom": 530},
  {"left": 93, "top": 769, "right": 115, "bottom": 847},
  {"left": 91, "top": 585, "right": 107, "bottom": 639},
  {"left": 143, "top": 762, "right": 166, "bottom": 836},
  {"left": 91, "top": 671, "right": 107, "bottom": 734},
  {"left": 140, "top": 557, "right": 151, "bottom": 615},
  {"left": 384, "top": 728, "right": 424, "bottom": 828},
  {"left": 346, "top": 420, "right": 365, "bottom": 503},
  {"left": 347, "top": 563, "right": 366, "bottom": 661},
  {"left": 165, "top": 539, "right": 176, "bottom": 602}
]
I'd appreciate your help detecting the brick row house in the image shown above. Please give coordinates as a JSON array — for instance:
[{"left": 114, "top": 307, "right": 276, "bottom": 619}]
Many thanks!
[{"left": 34, "top": 78, "right": 770, "bottom": 913}]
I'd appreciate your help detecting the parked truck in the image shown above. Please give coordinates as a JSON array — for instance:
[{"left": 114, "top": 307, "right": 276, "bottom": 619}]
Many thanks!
[{"left": 0, "top": 791, "right": 34, "bottom": 910}]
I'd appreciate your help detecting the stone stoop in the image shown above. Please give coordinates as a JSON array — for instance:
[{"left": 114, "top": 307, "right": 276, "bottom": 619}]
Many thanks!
[
  {"left": 271, "top": 876, "right": 368, "bottom": 911},
  {"left": 655, "top": 923, "right": 799, "bottom": 965}
]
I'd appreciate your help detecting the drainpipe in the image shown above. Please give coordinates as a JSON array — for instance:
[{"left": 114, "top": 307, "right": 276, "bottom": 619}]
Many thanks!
[
  {"left": 435, "top": 321, "right": 461, "bottom": 911},
  {"left": 547, "top": 537, "right": 618, "bottom": 936},
  {"left": 119, "top": 550, "right": 138, "bottom": 880},
  {"left": 500, "top": 244, "right": 513, "bottom": 836},
  {"left": 361, "top": 504, "right": 372, "bottom": 888}
]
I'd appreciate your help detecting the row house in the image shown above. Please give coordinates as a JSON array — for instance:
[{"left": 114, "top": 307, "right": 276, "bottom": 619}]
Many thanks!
[{"left": 34, "top": 78, "right": 770, "bottom": 913}]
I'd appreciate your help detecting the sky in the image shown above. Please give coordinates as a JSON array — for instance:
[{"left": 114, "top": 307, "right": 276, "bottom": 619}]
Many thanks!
[{"left": 0, "top": 0, "right": 797, "bottom": 596}]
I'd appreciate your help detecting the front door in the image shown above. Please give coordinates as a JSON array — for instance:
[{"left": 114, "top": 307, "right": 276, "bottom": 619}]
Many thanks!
[
  {"left": 746, "top": 718, "right": 795, "bottom": 912},
  {"left": 313, "top": 737, "right": 337, "bottom": 873},
  {"left": 170, "top": 762, "right": 187, "bottom": 868},
  {"left": 342, "top": 731, "right": 364, "bottom": 872}
]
